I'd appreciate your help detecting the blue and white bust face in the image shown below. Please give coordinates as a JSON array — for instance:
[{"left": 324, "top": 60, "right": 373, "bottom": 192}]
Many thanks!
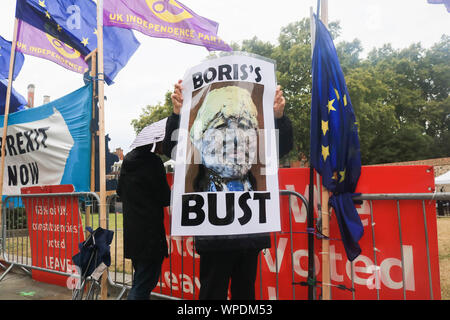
[
  {"left": 190, "top": 86, "right": 259, "bottom": 179},
  {"left": 200, "top": 121, "right": 258, "bottom": 179}
]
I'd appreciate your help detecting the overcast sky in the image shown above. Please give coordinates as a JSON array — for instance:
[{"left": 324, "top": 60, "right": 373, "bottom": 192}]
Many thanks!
[{"left": 1, "top": 0, "right": 449, "bottom": 154}]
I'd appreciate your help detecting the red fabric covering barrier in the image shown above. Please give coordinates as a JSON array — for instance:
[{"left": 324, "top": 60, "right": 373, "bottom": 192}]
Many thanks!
[
  {"left": 156, "top": 165, "right": 441, "bottom": 300},
  {"left": 22, "top": 185, "right": 84, "bottom": 287}
]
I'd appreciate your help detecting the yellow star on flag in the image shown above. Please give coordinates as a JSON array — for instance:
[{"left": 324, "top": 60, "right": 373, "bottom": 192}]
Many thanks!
[
  {"left": 321, "top": 120, "right": 329, "bottom": 136},
  {"left": 332, "top": 171, "right": 338, "bottom": 180},
  {"left": 39, "top": 0, "right": 46, "bottom": 8},
  {"left": 322, "top": 145, "right": 330, "bottom": 162},
  {"left": 327, "top": 99, "right": 336, "bottom": 113},
  {"left": 334, "top": 88, "right": 340, "bottom": 101},
  {"left": 81, "top": 37, "right": 89, "bottom": 46},
  {"left": 93, "top": 28, "right": 98, "bottom": 35},
  {"left": 343, "top": 94, "right": 348, "bottom": 106},
  {"left": 45, "top": 11, "right": 51, "bottom": 19},
  {"left": 339, "top": 169, "right": 346, "bottom": 183},
  {"left": 57, "top": 24, "right": 62, "bottom": 32}
]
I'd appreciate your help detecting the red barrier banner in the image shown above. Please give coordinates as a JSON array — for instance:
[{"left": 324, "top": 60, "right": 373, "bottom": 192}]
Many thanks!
[
  {"left": 156, "top": 165, "right": 441, "bottom": 300},
  {"left": 22, "top": 185, "right": 85, "bottom": 287}
]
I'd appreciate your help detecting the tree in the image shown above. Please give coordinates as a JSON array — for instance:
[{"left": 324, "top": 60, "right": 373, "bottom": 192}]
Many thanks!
[
  {"left": 131, "top": 19, "right": 450, "bottom": 165},
  {"left": 361, "top": 37, "right": 450, "bottom": 163},
  {"left": 131, "top": 91, "right": 173, "bottom": 134},
  {"left": 245, "top": 18, "right": 341, "bottom": 162}
]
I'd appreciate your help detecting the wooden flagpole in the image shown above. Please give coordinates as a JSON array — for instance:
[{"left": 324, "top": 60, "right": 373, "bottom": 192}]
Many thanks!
[
  {"left": 0, "top": 18, "right": 19, "bottom": 231},
  {"left": 96, "top": 0, "right": 108, "bottom": 300},
  {"left": 84, "top": 48, "right": 98, "bottom": 239},
  {"left": 319, "top": 0, "right": 332, "bottom": 301},
  {"left": 307, "top": 6, "right": 317, "bottom": 301}
]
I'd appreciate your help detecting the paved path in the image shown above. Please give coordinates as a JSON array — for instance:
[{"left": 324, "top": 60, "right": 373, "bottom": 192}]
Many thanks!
[
  {"left": 0, "top": 263, "right": 173, "bottom": 300},
  {"left": 0, "top": 266, "right": 72, "bottom": 300}
]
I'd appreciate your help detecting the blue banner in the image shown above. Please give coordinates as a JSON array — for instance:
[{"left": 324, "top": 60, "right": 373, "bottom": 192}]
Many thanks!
[
  {"left": 0, "top": 83, "right": 92, "bottom": 194},
  {"left": 0, "top": 35, "right": 25, "bottom": 80}
]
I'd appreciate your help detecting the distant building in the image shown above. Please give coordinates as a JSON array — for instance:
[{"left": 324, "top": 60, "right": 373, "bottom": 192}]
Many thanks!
[
  {"left": 110, "top": 159, "right": 122, "bottom": 180},
  {"left": 95, "top": 134, "right": 119, "bottom": 191},
  {"left": 369, "top": 157, "right": 450, "bottom": 192},
  {"left": 114, "top": 147, "right": 124, "bottom": 160},
  {"left": 27, "top": 84, "right": 35, "bottom": 108}
]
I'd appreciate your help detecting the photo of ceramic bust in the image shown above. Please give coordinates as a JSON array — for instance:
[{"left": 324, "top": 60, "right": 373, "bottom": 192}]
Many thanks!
[{"left": 188, "top": 84, "right": 265, "bottom": 192}]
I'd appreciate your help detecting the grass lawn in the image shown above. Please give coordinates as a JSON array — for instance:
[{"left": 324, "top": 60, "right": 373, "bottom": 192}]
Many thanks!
[
  {"left": 81, "top": 212, "right": 123, "bottom": 231},
  {"left": 437, "top": 217, "right": 450, "bottom": 300}
]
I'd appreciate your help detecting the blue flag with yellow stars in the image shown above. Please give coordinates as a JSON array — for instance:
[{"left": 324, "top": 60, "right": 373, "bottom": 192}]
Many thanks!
[
  {"left": 15, "top": 0, "right": 140, "bottom": 85},
  {"left": 0, "top": 35, "right": 25, "bottom": 81},
  {"left": 0, "top": 79, "right": 27, "bottom": 115},
  {"left": 310, "top": 15, "right": 363, "bottom": 261}
]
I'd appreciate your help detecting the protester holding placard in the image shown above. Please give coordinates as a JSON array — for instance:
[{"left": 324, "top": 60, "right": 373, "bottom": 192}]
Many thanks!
[{"left": 163, "top": 55, "right": 293, "bottom": 299}]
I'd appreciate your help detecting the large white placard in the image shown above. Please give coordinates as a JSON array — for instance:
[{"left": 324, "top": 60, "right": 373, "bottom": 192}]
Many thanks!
[
  {"left": 171, "top": 53, "right": 281, "bottom": 236},
  {"left": 0, "top": 109, "right": 74, "bottom": 195}
]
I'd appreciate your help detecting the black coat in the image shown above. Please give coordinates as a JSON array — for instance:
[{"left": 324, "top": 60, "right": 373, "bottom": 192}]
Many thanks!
[
  {"left": 117, "top": 146, "right": 171, "bottom": 260},
  {"left": 163, "top": 113, "right": 293, "bottom": 253}
]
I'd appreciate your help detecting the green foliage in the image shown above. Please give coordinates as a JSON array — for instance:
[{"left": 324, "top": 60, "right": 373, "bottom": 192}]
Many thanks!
[
  {"left": 6, "top": 208, "right": 27, "bottom": 230},
  {"left": 130, "top": 91, "right": 172, "bottom": 162},
  {"left": 132, "top": 19, "right": 450, "bottom": 165},
  {"left": 131, "top": 91, "right": 173, "bottom": 134}
]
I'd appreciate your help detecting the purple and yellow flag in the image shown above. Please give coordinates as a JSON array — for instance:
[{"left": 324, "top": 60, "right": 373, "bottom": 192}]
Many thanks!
[
  {"left": 103, "top": 0, "right": 232, "bottom": 51},
  {"left": 16, "top": 20, "right": 89, "bottom": 75},
  {"left": 16, "top": 0, "right": 141, "bottom": 85}
]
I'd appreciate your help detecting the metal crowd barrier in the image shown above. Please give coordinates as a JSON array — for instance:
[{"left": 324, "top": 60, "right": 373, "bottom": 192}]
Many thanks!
[
  {"left": 2, "top": 191, "right": 449, "bottom": 300},
  {"left": 351, "top": 192, "right": 450, "bottom": 300},
  {"left": 104, "top": 190, "right": 309, "bottom": 300},
  {"left": 105, "top": 191, "right": 450, "bottom": 300},
  {"left": 437, "top": 199, "right": 450, "bottom": 216},
  {"left": 0, "top": 192, "right": 101, "bottom": 283}
]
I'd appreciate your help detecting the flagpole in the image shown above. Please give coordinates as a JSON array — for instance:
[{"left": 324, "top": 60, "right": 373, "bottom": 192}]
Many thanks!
[
  {"left": 84, "top": 49, "right": 98, "bottom": 239},
  {"left": 307, "top": 6, "right": 317, "bottom": 301},
  {"left": 97, "top": 0, "right": 108, "bottom": 300},
  {"left": 0, "top": 18, "right": 19, "bottom": 230},
  {"left": 319, "top": 0, "right": 332, "bottom": 301},
  {"left": 310, "top": 7, "right": 316, "bottom": 58}
]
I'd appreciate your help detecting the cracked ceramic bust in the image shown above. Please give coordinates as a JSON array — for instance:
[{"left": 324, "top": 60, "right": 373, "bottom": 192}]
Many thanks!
[{"left": 190, "top": 86, "right": 259, "bottom": 179}]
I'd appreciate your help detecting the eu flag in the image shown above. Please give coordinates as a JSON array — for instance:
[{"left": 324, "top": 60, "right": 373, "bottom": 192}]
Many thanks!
[
  {"left": 15, "top": 0, "right": 140, "bottom": 85},
  {"left": 310, "top": 16, "right": 363, "bottom": 261},
  {"left": 0, "top": 35, "right": 25, "bottom": 80},
  {"left": 0, "top": 79, "right": 27, "bottom": 115}
]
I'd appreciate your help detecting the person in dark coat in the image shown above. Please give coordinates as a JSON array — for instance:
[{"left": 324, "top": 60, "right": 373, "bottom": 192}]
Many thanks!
[
  {"left": 116, "top": 142, "right": 171, "bottom": 300},
  {"left": 163, "top": 80, "right": 293, "bottom": 300}
]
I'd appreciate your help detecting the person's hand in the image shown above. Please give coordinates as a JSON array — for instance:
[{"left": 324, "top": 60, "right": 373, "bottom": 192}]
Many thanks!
[
  {"left": 273, "top": 85, "right": 286, "bottom": 119},
  {"left": 171, "top": 79, "right": 183, "bottom": 115}
]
